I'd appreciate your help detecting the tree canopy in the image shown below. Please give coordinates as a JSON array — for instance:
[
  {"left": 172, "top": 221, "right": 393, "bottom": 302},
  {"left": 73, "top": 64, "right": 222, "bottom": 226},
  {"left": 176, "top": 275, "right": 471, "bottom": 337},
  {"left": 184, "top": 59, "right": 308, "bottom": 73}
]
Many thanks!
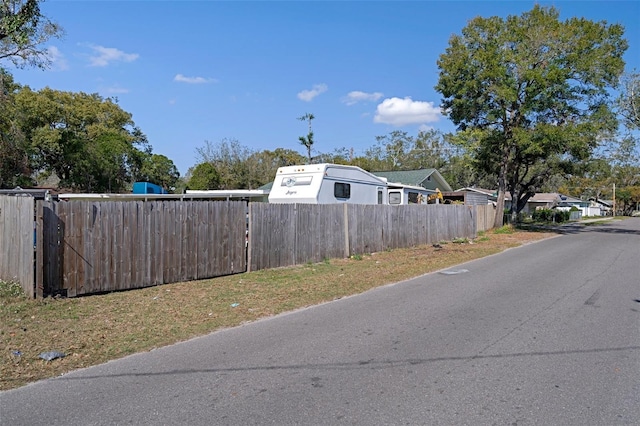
[
  {"left": 618, "top": 71, "right": 640, "bottom": 132},
  {"left": 189, "top": 131, "right": 490, "bottom": 192},
  {"left": 0, "top": 0, "right": 63, "bottom": 69},
  {"left": 435, "top": 5, "right": 628, "bottom": 225},
  {"left": 0, "top": 68, "right": 30, "bottom": 187},
  {"left": 139, "top": 153, "right": 180, "bottom": 191},
  {"left": 192, "top": 138, "right": 305, "bottom": 190},
  {"left": 187, "top": 162, "right": 220, "bottom": 190},
  {"left": 0, "top": 81, "right": 180, "bottom": 192},
  {"left": 14, "top": 87, "right": 152, "bottom": 191}
]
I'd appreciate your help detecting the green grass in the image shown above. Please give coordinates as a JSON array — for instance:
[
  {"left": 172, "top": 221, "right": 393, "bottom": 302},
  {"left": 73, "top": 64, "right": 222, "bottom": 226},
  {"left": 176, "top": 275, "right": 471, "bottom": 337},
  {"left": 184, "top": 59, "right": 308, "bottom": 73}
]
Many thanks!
[
  {"left": 0, "top": 280, "right": 25, "bottom": 298},
  {"left": 452, "top": 237, "right": 470, "bottom": 244},
  {"left": 580, "top": 220, "right": 611, "bottom": 226},
  {"left": 493, "top": 225, "right": 515, "bottom": 234}
]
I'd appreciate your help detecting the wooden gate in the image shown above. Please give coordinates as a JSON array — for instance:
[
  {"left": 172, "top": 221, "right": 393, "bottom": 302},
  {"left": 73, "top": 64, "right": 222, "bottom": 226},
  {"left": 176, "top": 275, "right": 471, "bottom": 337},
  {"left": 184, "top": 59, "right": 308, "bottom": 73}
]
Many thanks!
[{"left": 37, "top": 200, "right": 247, "bottom": 297}]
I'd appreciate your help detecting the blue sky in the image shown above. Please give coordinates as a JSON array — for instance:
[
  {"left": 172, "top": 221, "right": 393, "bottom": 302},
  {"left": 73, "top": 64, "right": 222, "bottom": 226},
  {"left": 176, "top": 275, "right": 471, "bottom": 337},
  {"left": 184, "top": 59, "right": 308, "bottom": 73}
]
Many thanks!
[{"left": 7, "top": 0, "right": 640, "bottom": 177}]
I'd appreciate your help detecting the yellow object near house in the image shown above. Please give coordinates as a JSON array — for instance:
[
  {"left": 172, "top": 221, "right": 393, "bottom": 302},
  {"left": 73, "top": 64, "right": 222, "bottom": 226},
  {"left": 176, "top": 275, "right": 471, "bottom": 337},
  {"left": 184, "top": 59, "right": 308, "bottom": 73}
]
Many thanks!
[{"left": 428, "top": 188, "right": 443, "bottom": 203}]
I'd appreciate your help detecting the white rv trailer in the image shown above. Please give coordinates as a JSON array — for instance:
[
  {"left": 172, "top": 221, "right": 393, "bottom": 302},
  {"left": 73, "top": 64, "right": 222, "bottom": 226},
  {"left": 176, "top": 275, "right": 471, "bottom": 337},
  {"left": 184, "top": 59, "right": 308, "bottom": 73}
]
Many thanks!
[
  {"left": 268, "top": 163, "right": 438, "bottom": 205},
  {"left": 268, "top": 163, "right": 388, "bottom": 204}
]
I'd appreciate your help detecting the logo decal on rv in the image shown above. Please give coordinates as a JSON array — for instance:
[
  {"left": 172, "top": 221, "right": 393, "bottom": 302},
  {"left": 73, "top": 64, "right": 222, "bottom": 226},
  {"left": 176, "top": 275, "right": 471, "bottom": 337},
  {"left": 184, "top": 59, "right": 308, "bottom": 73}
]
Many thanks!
[{"left": 284, "top": 177, "right": 297, "bottom": 187}]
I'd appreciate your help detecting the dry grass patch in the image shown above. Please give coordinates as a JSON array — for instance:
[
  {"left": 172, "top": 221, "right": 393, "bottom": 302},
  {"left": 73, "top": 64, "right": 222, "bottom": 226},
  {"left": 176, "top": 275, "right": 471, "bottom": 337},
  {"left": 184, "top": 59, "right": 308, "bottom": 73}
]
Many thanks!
[{"left": 1, "top": 227, "right": 556, "bottom": 390}]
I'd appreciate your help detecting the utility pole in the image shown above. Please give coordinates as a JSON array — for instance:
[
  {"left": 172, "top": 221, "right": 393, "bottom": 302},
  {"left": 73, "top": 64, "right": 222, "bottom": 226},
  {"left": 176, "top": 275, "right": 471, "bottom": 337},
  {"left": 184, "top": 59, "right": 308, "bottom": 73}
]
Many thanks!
[{"left": 613, "top": 182, "right": 616, "bottom": 217}]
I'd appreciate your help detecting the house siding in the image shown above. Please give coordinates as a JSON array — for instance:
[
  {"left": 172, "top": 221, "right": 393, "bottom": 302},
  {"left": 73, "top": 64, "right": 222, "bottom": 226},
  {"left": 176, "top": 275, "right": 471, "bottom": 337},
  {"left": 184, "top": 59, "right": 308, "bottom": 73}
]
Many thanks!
[{"left": 464, "top": 192, "right": 489, "bottom": 206}]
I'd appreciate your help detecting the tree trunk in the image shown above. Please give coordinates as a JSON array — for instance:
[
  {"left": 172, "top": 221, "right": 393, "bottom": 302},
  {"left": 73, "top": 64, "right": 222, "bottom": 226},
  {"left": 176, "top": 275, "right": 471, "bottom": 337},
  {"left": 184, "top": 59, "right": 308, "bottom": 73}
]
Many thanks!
[
  {"left": 494, "top": 189, "right": 505, "bottom": 228},
  {"left": 494, "top": 163, "right": 506, "bottom": 228},
  {"left": 510, "top": 189, "right": 519, "bottom": 224}
]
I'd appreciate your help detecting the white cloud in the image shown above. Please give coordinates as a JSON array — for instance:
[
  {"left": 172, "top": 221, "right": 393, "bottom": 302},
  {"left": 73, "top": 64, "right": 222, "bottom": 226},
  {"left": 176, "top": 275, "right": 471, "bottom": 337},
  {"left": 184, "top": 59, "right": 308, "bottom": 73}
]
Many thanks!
[
  {"left": 46, "top": 46, "right": 68, "bottom": 71},
  {"left": 173, "top": 74, "right": 216, "bottom": 84},
  {"left": 87, "top": 44, "right": 139, "bottom": 67},
  {"left": 106, "top": 85, "right": 129, "bottom": 94},
  {"left": 374, "top": 97, "right": 442, "bottom": 126},
  {"left": 342, "top": 90, "right": 384, "bottom": 106},
  {"left": 297, "top": 83, "right": 328, "bottom": 102}
]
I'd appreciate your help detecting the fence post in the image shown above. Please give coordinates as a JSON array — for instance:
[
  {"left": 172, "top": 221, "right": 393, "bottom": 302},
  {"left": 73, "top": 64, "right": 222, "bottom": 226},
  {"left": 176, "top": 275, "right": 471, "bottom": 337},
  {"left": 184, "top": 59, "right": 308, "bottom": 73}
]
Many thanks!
[
  {"left": 35, "top": 201, "right": 45, "bottom": 299},
  {"left": 470, "top": 205, "right": 477, "bottom": 238},
  {"left": 247, "top": 202, "right": 253, "bottom": 273},
  {"left": 343, "top": 204, "right": 350, "bottom": 258}
]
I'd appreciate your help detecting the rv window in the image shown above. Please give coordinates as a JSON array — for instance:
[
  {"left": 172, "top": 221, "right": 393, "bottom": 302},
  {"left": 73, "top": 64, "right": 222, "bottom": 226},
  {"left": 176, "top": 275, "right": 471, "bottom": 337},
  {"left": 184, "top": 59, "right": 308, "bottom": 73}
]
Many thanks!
[
  {"left": 377, "top": 190, "right": 383, "bottom": 204},
  {"left": 408, "top": 192, "right": 419, "bottom": 204},
  {"left": 334, "top": 182, "right": 351, "bottom": 199},
  {"left": 279, "top": 176, "right": 312, "bottom": 186},
  {"left": 389, "top": 191, "right": 401, "bottom": 205}
]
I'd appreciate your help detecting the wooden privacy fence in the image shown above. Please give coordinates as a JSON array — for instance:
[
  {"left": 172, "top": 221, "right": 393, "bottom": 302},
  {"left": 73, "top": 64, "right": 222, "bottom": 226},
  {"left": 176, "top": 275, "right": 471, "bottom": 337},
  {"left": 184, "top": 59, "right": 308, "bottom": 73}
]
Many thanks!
[
  {"left": 248, "top": 203, "right": 480, "bottom": 271},
  {"left": 476, "top": 204, "right": 496, "bottom": 232},
  {"left": 1, "top": 195, "right": 495, "bottom": 298},
  {"left": 36, "top": 200, "right": 247, "bottom": 297},
  {"left": 0, "top": 196, "right": 35, "bottom": 298}
]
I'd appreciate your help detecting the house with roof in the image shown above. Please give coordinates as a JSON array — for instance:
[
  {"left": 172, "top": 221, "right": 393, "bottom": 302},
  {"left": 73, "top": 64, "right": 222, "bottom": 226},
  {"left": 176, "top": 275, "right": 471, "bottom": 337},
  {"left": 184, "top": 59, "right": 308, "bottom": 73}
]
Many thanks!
[
  {"left": 516, "top": 192, "right": 563, "bottom": 213},
  {"left": 589, "top": 198, "right": 613, "bottom": 216},
  {"left": 443, "top": 187, "right": 495, "bottom": 205},
  {"left": 506, "top": 192, "right": 601, "bottom": 218},
  {"left": 443, "top": 188, "right": 602, "bottom": 218},
  {"left": 371, "top": 169, "right": 453, "bottom": 193}
]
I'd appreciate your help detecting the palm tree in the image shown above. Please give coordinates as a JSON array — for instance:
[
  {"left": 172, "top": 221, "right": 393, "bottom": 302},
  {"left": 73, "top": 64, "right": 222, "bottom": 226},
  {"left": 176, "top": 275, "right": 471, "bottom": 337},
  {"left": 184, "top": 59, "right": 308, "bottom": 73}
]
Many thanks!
[{"left": 297, "top": 113, "right": 315, "bottom": 163}]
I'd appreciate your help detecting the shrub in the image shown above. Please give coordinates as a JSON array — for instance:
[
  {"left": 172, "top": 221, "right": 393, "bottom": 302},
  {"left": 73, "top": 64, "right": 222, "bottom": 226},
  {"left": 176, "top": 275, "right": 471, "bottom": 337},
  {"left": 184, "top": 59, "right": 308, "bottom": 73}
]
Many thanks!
[
  {"left": 494, "top": 225, "right": 515, "bottom": 234},
  {"left": 0, "top": 280, "right": 25, "bottom": 298},
  {"left": 532, "top": 208, "right": 569, "bottom": 223}
]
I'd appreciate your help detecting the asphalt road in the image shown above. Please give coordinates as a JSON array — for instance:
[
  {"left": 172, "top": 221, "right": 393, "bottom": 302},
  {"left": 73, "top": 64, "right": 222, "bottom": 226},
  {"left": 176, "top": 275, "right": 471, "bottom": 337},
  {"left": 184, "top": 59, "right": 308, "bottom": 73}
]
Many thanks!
[{"left": 2, "top": 219, "right": 639, "bottom": 425}]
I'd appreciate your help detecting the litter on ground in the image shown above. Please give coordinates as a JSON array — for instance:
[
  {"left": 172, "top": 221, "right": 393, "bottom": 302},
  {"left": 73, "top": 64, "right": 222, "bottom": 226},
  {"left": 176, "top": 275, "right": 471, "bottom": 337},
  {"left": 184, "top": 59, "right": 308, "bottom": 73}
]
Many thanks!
[{"left": 39, "top": 351, "right": 66, "bottom": 361}]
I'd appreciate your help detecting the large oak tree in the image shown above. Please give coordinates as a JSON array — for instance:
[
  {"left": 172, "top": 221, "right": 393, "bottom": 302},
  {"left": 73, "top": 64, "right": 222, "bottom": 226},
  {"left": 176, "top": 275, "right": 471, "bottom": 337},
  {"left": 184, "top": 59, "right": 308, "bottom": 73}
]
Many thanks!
[
  {"left": 14, "top": 87, "right": 156, "bottom": 192},
  {"left": 435, "top": 5, "right": 627, "bottom": 225},
  {"left": 1, "top": 1, "right": 63, "bottom": 187},
  {"left": 0, "top": 69, "right": 30, "bottom": 187}
]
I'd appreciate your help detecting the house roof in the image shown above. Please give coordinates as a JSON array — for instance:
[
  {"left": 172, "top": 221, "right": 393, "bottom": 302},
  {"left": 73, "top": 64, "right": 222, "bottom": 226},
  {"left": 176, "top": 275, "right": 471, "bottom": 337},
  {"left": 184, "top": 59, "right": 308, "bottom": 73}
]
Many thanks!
[
  {"left": 463, "top": 191, "right": 587, "bottom": 205},
  {"left": 372, "top": 169, "right": 452, "bottom": 192},
  {"left": 528, "top": 193, "right": 562, "bottom": 203},
  {"left": 527, "top": 193, "right": 584, "bottom": 204},
  {"left": 0, "top": 187, "right": 58, "bottom": 200},
  {"left": 558, "top": 194, "right": 584, "bottom": 204},
  {"left": 258, "top": 181, "right": 273, "bottom": 191},
  {"left": 590, "top": 198, "right": 613, "bottom": 207},
  {"left": 453, "top": 187, "right": 496, "bottom": 197}
]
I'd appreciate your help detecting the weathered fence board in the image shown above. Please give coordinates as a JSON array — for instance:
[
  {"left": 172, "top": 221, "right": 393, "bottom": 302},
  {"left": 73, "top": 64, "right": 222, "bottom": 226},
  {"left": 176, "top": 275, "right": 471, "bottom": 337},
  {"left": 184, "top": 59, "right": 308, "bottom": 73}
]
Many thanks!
[
  {"left": 0, "top": 196, "right": 34, "bottom": 297},
  {"left": 248, "top": 203, "right": 481, "bottom": 271},
  {"left": 476, "top": 204, "right": 496, "bottom": 232},
  {"left": 36, "top": 201, "right": 62, "bottom": 297}
]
